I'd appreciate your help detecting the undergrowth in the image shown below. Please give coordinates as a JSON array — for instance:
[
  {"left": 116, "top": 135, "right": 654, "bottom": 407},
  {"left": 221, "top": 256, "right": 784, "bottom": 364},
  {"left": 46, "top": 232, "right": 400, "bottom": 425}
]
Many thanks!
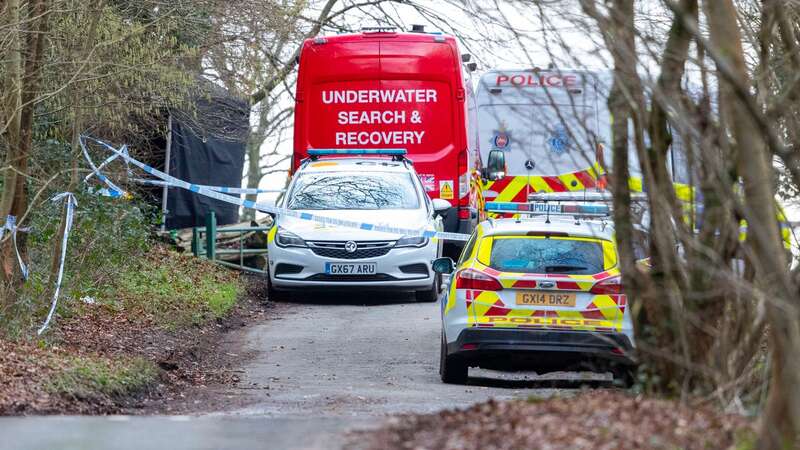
[
  {"left": 47, "top": 355, "right": 159, "bottom": 402},
  {"left": 1, "top": 190, "right": 244, "bottom": 411},
  {"left": 115, "top": 251, "right": 240, "bottom": 330}
]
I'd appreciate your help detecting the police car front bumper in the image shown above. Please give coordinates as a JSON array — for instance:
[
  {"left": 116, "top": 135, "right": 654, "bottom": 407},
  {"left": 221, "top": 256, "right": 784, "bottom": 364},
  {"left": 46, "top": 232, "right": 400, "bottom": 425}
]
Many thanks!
[
  {"left": 447, "top": 328, "right": 636, "bottom": 368},
  {"left": 268, "top": 242, "right": 436, "bottom": 290}
]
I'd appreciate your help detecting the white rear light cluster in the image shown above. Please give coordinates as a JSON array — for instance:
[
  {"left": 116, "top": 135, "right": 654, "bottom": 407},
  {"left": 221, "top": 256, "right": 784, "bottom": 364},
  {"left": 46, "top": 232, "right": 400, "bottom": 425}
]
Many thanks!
[
  {"left": 590, "top": 276, "right": 623, "bottom": 295},
  {"left": 459, "top": 172, "right": 469, "bottom": 199},
  {"left": 455, "top": 268, "right": 503, "bottom": 291}
]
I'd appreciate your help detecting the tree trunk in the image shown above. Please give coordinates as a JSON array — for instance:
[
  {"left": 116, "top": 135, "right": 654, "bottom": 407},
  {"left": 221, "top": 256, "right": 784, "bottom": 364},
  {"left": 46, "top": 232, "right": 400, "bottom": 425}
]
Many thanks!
[
  {"left": 242, "top": 129, "right": 264, "bottom": 222},
  {"left": 0, "top": 0, "right": 24, "bottom": 297},
  {"left": 0, "top": 0, "right": 48, "bottom": 299},
  {"left": 704, "top": 0, "right": 800, "bottom": 447}
]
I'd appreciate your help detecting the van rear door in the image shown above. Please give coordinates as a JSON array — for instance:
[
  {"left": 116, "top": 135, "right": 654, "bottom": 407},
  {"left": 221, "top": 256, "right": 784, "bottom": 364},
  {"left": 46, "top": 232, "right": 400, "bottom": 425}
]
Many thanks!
[
  {"left": 478, "top": 72, "right": 600, "bottom": 179},
  {"left": 301, "top": 41, "right": 380, "bottom": 152}
]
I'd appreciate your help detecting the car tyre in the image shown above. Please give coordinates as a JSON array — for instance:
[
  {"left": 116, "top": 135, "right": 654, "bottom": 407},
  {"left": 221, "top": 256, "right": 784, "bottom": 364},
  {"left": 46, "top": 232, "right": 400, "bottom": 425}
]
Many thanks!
[
  {"left": 440, "top": 333, "right": 468, "bottom": 384},
  {"left": 266, "top": 270, "right": 288, "bottom": 302},
  {"left": 611, "top": 366, "right": 636, "bottom": 388},
  {"left": 416, "top": 274, "right": 440, "bottom": 303}
]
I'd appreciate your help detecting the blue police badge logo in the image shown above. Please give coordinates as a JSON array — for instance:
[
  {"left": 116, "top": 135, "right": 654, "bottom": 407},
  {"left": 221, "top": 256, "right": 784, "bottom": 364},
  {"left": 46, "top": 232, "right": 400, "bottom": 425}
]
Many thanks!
[
  {"left": 493, "top": 132, "right": 509, "bottom": 149},
  {"left": 491, "top": 122, "right": 511, "bottom": 151},
  {"left": 547, "top": 125, "right": 571, "bottom": 155}
]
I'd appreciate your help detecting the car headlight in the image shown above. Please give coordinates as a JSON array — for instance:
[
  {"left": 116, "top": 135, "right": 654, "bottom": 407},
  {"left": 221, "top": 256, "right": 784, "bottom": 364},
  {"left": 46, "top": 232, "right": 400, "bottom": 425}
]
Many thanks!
[
  {"left": 395, "top": 235, "right": 429, "bottom": 248},
  {"left": 275, "top": 228, "right": 306, "bottom": 248}
]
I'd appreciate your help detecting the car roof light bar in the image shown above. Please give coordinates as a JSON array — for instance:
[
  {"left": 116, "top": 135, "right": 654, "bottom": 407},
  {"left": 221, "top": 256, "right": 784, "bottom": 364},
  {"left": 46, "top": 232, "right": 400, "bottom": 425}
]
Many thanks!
[
  {"left": 529, "top": 191, "right": 649, "bottom": 202},
  {"left": 484, "top": 201, "right": 610, "bottom": 217},
  {"left": 307, "top": 148, "right": 408, "bottom": 162},
  {"left": 308, "top": 148, "right": 407, "bottom": 156}
]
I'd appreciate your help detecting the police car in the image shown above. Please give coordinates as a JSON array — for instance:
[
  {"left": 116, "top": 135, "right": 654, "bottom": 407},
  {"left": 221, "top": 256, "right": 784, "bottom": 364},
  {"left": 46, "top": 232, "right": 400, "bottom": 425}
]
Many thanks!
[
  {"left": 432, "top": 201, "right": 636, "bottom": 385},
  {"left": 267, "top": 149, "right": 450, "bottom": 301}
]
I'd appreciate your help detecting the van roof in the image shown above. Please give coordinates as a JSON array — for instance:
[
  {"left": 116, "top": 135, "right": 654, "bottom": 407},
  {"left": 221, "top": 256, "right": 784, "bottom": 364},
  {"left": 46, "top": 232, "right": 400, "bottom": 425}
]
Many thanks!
[{"left": 308, "top": 31, "right": 457, "bottom": 45}]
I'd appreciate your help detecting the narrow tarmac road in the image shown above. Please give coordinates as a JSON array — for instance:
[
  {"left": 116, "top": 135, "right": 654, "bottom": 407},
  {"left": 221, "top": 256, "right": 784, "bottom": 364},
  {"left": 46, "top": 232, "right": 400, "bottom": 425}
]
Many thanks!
[
  {"left": 229, "top": 292, "right": 569, "bottom": 418},
  {"left": 5, "top": 291, "right": 601, "bottom": 450}
]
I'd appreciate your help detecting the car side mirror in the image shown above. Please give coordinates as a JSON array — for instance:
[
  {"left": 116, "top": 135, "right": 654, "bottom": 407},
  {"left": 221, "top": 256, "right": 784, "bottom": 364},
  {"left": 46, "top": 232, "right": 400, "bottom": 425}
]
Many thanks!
[
  {"left": 432, "top": 257, "right": 455, "bottom": 274},
  {"left": 432, "top": 198, "right": 451, "bottom": 216},
  {"left": 486, "top": 149, "right": 506, "bottom": 181}
]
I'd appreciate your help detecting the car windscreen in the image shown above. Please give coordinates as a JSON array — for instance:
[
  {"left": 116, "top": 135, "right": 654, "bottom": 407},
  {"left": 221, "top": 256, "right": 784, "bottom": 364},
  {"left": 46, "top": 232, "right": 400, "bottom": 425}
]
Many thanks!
[
  {"left": 488, "top": 237, "right": 605, "bottom": 275},
  {"left": 287, "top": 171, "right": 420, "bottom": 210}
]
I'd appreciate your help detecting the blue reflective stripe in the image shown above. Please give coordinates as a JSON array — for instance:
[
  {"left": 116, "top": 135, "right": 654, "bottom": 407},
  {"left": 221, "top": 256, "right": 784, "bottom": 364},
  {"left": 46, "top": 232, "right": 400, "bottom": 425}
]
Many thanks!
[
  {"left": 142, "top": 165, "right": 154, "bottom": 174},
  {"left": 300, "top": 212, "right": 313, "bottom": 220},
  {"left": 485, "top": 201, "right": 609, "bottom": 215},
  {"left": 485, "top": 202, "right": 519, "bottom": 211},
  {"left": 423, "top": 230, "right": 436, "bottom": 238},
  {"left": 189, "top": 184, "right": 200, "bottom": 193},
  {"left": 243, "top": 200, "right": 256, "bottom": 209},
  {"left": 360, "top": 223, "right": 374, "bottom": 230}
]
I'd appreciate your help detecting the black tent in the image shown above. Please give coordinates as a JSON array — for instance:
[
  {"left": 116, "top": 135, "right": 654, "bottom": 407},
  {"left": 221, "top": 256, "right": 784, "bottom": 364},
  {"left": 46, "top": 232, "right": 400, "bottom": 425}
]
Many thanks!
[{"left": 163, "top": 82, "right": 250, "bottom": 230}]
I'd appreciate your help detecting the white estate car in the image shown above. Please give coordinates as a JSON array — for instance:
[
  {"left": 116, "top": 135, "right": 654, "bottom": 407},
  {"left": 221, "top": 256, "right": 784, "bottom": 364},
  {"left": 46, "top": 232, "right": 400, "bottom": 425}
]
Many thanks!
[{"left": 266, "top": 150, "right": 450, "bottom": 301}]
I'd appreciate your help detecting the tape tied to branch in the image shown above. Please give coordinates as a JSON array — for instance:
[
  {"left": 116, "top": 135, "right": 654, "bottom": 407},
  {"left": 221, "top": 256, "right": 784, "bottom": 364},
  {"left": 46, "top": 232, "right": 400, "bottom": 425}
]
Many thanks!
[
  {"left": 80, "top": 135, "right": 471, "bottom": 242},
  {"left": 37, "top": 192, "right": 77, "bottom": 335},
  {"left": 3, "top": 215, "right": 30, "bottom": 280}
]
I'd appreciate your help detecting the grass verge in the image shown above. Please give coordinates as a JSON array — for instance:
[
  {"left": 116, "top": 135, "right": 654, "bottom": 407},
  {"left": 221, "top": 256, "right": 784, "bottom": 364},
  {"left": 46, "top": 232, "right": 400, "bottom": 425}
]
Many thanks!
[
  {"left": 113, "top": 248, "right": 242, "bottom": 330},
  {"left": 47, "top": 356, "right": 159, "bottom": 403},
  {"left": 1, "top": 245, "right": 249, "bottom": 414}
]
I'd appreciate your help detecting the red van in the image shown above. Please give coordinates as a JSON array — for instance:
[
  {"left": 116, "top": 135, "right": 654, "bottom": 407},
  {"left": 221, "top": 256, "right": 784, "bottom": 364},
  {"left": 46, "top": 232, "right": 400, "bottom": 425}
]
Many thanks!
[{"left": 292, "top": 29, "right": 481, "bottom": 236}]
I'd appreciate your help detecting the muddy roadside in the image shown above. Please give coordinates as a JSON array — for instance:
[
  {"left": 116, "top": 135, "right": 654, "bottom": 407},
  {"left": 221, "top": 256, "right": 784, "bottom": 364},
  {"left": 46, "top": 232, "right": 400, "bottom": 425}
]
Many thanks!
[
  {"left": 0, "top": 248, "right": 275, "bottom": 416},
  {"left": 352, "top": 390, "right": 756, "bottom": 450}
]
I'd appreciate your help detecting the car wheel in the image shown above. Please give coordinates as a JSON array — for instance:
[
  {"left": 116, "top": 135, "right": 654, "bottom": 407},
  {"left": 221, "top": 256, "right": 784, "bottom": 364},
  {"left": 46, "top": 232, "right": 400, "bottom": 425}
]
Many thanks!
[
  {"left": 611, "top": 366, "right": 636, "bottom": 388},
  {"left": 439, "top": 333, "right": 468, "bottom": 384},
  {"left": 416, "top": 274, "right": 440, "bottom": 303},
  {"left": 266, "top": 271, "right": 288, "bottom": 302}
]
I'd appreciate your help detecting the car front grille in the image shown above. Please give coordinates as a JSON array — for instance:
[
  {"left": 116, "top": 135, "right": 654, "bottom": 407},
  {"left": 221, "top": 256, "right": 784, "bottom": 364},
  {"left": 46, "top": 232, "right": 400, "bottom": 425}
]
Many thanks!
[
  {"left": 305, "top": 274, "right": 396, "bottom": 282},
  {"left": 307, "top": 240, "right": 394, "bottom": 260}
]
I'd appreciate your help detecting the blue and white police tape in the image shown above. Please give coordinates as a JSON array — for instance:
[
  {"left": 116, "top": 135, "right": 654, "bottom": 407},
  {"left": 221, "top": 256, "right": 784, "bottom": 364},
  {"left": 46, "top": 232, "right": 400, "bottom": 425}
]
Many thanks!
[
  {"left": 82, "top": 135, "right": 470, "bottom": 242},
  {"left": 131, "top": 178, "right": 285, "bottom": 195},
  {"left": 38, "top": 192, "right": 77, "bottom": 335},
  {"left": 80, "top": 135, "right": 129, "bottom": 198},
  {"left": 2, "top": 215, "right": 30, "bottom": 280},
  {"left": 81, "top": 135, "right": 286, "bottom": 196}
]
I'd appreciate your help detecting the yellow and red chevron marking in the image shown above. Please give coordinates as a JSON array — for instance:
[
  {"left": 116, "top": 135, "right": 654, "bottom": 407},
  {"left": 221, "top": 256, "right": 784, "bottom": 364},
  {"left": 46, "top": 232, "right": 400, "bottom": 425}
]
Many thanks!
[
  {"left": 482, "top": 166, "right": 600, "bottom": 202},
  {"left": 478, "top": 266, "right": 620, "bottom": 287},
  {"left": 465, "top": 289, "right": 626, "bottom": 332}
]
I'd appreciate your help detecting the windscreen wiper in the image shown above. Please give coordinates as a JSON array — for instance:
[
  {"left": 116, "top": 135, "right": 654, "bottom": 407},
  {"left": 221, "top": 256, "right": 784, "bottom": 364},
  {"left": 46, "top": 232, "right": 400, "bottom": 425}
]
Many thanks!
[{"left": 544, "top": 265, "right": 587, "bottom": 273}]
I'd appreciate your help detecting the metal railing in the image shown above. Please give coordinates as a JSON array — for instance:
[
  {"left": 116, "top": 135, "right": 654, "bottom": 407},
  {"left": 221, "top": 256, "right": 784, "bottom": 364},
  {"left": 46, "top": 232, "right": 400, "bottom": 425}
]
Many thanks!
[{"left": 192, "top": 211, "right": 270, "bottom": 275}]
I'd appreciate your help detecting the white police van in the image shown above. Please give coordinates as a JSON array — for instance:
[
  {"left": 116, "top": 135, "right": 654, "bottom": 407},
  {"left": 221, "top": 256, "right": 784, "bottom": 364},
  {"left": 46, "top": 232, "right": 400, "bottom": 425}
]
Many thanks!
[{"left": 266, "top": 149, "right": 450, "bottom": 301}]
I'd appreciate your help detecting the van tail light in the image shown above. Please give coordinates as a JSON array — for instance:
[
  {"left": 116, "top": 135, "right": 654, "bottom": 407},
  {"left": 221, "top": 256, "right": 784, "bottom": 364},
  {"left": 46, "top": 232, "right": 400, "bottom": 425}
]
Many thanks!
[
  {"left": 590, "top": 276, "right": 623, "bottom": 295},
  {"left": 459, "top": 172, "right": 469, "bottom": 199},
  {"left": 458, "top": 151, "right": 469, "bottom": 204},
  {"left": 457, "top": 208, "right": 471, "bottom": 220},
  {"left": 455, "top": 268, "right": 503, "bottom": 291}
]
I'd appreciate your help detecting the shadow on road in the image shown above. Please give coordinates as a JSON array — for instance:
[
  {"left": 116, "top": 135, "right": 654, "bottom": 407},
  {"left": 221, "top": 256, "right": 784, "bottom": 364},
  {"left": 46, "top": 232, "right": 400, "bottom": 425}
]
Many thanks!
[
  {"left": 466, "top": 376, "right": 617, "bottom": 390},
  {"left": 277, "top": 290, "right": 422, "bottom": 306}
]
